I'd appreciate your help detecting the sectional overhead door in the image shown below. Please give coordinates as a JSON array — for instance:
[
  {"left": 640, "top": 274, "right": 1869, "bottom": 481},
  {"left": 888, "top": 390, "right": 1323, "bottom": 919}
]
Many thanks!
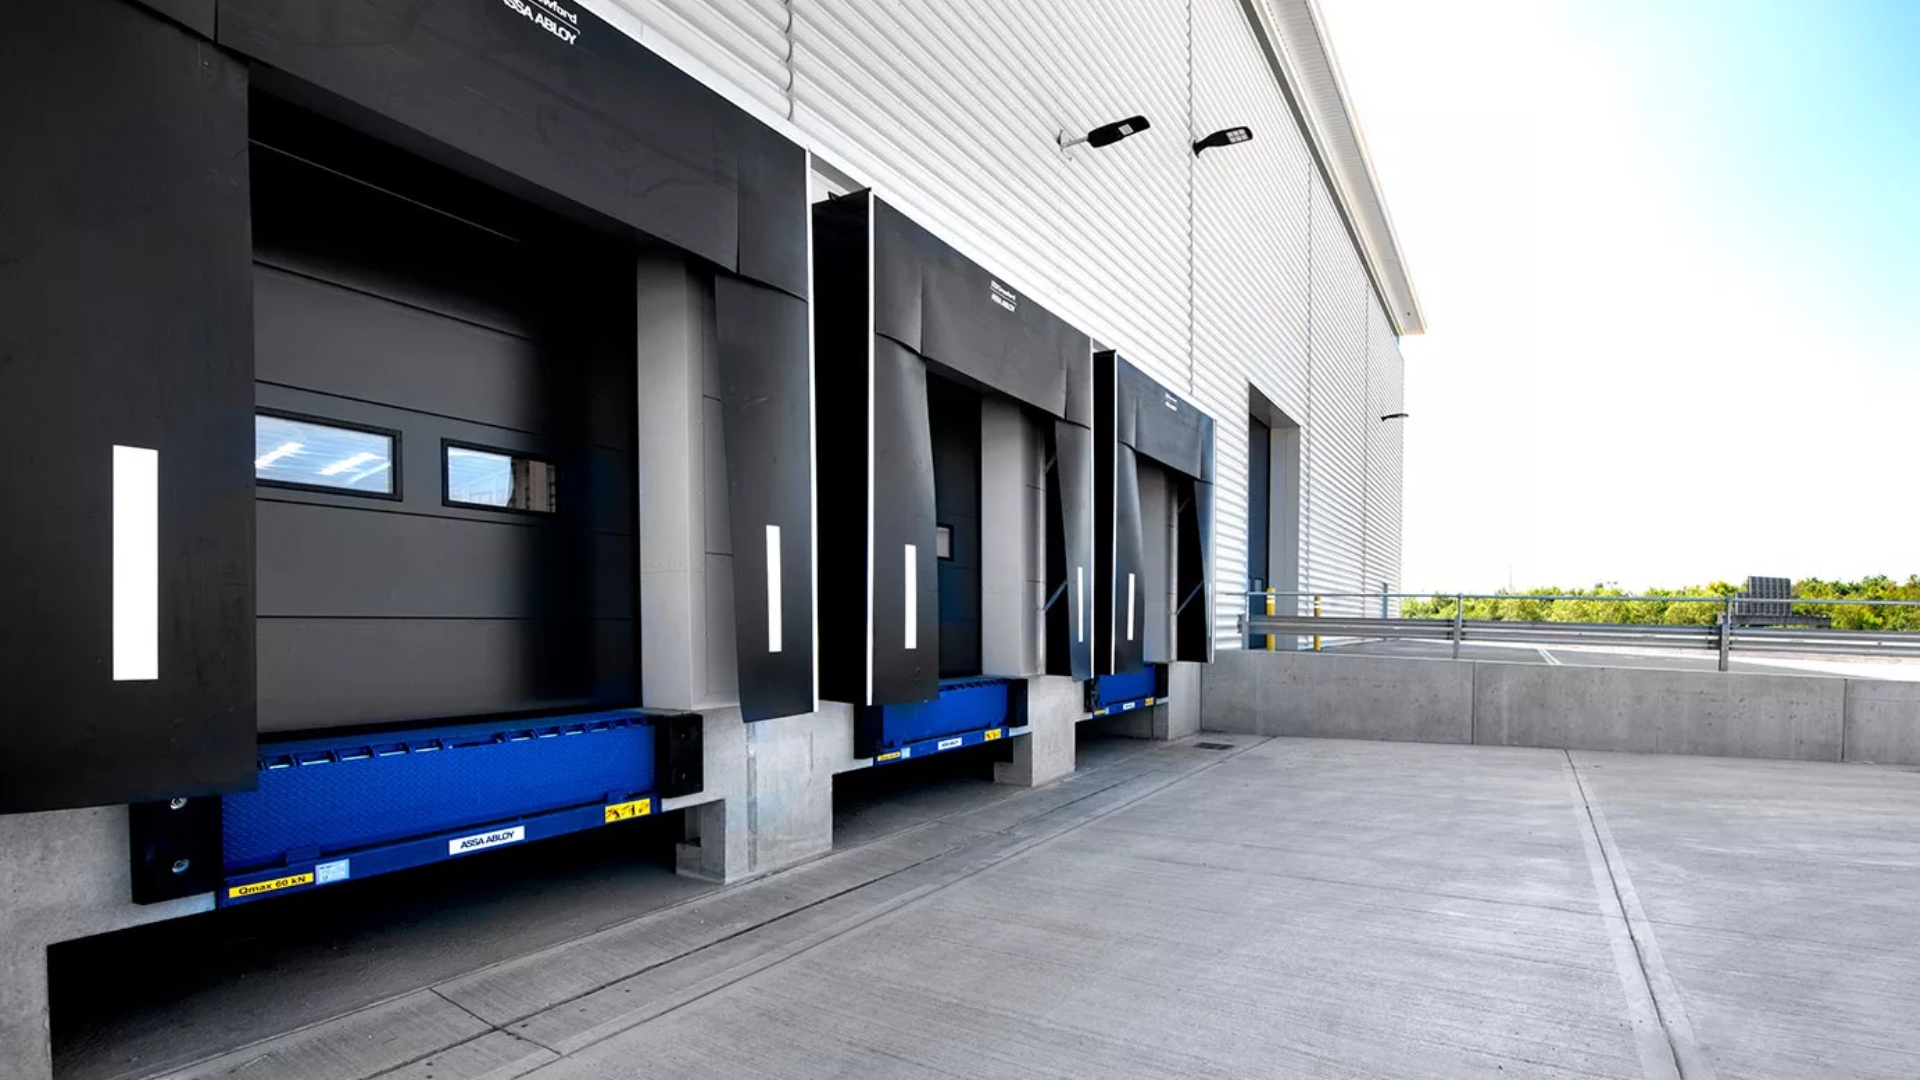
[{"left": 249, "top": 100, "right": 638, "bottom": 733}]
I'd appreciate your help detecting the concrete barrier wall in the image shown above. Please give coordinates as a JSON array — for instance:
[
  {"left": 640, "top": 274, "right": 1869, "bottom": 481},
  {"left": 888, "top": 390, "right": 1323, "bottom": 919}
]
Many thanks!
[
  {"left": 1202, "top": 649, "right": 1473, "bottom": 744},
  {"left": 1843, "top": 680, "right": 1920, "bottom": 765},
  {"left": 1202, "top": 651, "right": 1920, "bottom": 765},
  {"left": 1473, "top": 663, "right": 1844, "bottom": 761}
]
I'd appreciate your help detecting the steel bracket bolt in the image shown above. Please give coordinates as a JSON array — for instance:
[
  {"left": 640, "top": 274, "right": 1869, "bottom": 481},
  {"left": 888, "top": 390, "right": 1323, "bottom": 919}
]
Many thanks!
[
  {"left": 169, "top": 797, "right": 188, "bottom": 810},
  {"left": 170, "top": 858, "right": 191, "bottom": 874}
]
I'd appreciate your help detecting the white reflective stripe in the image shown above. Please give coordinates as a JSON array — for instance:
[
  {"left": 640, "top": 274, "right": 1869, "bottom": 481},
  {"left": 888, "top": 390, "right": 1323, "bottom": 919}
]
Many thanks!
[
  {"left": 1075, "top": 565, "right": 1085, "bottom": 643},
  {"left": 903, "top": 544, "right": 917, "bottom": 650},
  {"left": 1126, "top": 572, "right": 1136, "bottom": 642},
  {"left": 113, "top": 445, "right": 159, "bottom": 681},
  {"left": 765, "top": 524, "right": 783, "bottom": 654}
]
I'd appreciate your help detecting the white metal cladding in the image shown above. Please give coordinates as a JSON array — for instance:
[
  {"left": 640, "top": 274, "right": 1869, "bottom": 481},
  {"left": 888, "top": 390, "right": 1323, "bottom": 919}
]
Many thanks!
[
  {"left": 596, "top": 0, "right": 793, "bottom": 117},
  {"left": 578, "top": 0, "right": 1409, "bottom": 652},
  {"left": 1248, "top": 0, "right": 1424, "bottom": 334},
  {"left": 1191, "top": 0, "right": 1316, "bottom": 644},
  {"left": 788, "top": 0, "right": 1193, "bottom": 394},
  {"left": 1363, "top": 300, "right": 1405, "bottom": 602},
  {"left": 1305, "top": 178, "right": 1371, "bottom": 618}
]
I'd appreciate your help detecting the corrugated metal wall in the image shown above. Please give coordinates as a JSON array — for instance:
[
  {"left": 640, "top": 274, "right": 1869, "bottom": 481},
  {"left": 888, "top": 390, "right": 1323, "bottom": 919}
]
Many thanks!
[
  {"left": 598, "top": 0, "right": 793, "bottom": 117},
  {"left": 1191, "top": 0, "right": 1314, "bottom": 641},
  {"left": 580, "top": 0, "right": 1404, "bottom": 649},
  {"left": 1304, "top": 178, "right": 1372, "bottom": 618},
  {"left": 790, "top": 0, "right": 1192, "bottom": 394},
  {"left": 1364, "top": 301, "right": 1405, "bottom": 602}
]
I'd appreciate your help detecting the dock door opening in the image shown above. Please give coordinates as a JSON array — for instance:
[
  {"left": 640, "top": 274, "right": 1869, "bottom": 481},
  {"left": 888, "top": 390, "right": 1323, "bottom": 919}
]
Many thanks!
[
  {"left": 248, "top": 96, "right": 638, "bottom": 733},
  {"left": 929, "top": 376, "right": 983, "bottom": 678}
]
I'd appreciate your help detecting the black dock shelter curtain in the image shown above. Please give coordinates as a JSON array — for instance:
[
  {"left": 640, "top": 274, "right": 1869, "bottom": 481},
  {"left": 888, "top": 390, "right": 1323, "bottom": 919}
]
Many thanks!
[
  {"left": 714, "top": 277, "right": 817, "bottom": 721},
  {"left": 222, "top": 0, "right": 820, "bottom": 723},
  {"left": 1096, "top": 352, "right": 1217, "bottom": 675},
  {"left": 813, "top": 192, "right": 1095, "bottom": 705},
  {"left": 1, "top": 0, "right": 824, "bottom": 811},
  {"left": 1044, "top": 420, "right": 1096, "bottom": 682}
]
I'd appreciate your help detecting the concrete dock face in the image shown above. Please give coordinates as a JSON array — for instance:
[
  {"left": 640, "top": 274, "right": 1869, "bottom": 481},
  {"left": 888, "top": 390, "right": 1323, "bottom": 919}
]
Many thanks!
[
  {"left": 1, "top": 809, "right": 211, "bottom": 1079},
  {"left": 43, "top": 738, "right": 1920, "bottom": 1080}
]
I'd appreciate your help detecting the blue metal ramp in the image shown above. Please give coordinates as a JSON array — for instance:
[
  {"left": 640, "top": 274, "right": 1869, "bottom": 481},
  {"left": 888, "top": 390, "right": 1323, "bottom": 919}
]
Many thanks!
[
  {"left": 130, "top": 709, "right": 697, "bottom": 906},
  {"left": 1086, "top": 665, "right": 1168, "bottom": 718},
  {"left": 855, "top": 678, "right": 1027, "bottom": 764}
]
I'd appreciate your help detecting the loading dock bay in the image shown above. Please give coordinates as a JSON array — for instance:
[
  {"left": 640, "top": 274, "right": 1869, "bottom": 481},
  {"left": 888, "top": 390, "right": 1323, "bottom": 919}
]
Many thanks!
[{"left": 50, "top": 734, "right": 1920, "bottom": 1080}]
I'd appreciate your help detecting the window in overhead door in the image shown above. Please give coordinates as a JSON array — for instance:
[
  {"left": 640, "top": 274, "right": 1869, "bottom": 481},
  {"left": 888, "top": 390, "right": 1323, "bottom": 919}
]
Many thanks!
[
  {"left": 444, "top": 443, "right": 558, "bottom": 513},
  {"left": 254, "top": 413, "right": 398, "bottom": 497}
]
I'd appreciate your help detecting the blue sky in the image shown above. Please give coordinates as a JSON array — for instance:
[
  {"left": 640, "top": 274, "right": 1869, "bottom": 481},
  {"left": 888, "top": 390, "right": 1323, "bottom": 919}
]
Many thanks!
[
  {"left": 1598, "top": 0, "right": 1920, "bottom": 331},
  {"left": 1318, "top": 0, "right": 1920, "bottom": 591}
]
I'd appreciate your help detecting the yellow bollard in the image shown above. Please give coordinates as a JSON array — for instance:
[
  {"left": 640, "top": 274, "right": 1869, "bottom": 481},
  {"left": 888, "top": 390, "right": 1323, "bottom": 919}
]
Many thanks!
[
  {"left": 1265, "top": 589, "right": 1276, "bottom": 651},
  {"left": 1313, "top": 595, "right": 1322, "bottom": 652}
]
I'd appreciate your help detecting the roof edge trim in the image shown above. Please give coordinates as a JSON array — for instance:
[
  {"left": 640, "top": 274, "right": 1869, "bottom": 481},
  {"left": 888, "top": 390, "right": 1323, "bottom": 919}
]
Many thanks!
[{"left": 1242, "top": 0, "right": 1425, "bottom": 336}]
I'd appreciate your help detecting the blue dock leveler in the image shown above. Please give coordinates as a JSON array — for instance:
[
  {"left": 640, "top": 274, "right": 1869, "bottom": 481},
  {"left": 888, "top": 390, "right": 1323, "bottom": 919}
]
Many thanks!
[
  {"left": 855, "top": 678, "right": 1028, "bottom": 764},
  {"left": 1086, "top": 664, "right": 1169, "bottom": 718},
  {"left": 129, "top": 710, "right": 702, "bottom": 906}
]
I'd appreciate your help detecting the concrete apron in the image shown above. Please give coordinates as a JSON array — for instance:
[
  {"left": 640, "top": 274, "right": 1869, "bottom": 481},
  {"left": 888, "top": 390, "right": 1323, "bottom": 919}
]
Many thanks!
[{"left": 1200, "top": 647, "right": 1920, "bottom": 765}]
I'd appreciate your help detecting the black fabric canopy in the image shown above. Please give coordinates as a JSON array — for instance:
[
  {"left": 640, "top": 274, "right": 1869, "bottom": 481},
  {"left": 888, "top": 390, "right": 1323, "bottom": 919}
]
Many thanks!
[
  {"left": 814, "top": 193, "right": 1096, "bottom": 704},
  {"left": 1096, "top": 352, "right": 1216, "bottom": 674}
]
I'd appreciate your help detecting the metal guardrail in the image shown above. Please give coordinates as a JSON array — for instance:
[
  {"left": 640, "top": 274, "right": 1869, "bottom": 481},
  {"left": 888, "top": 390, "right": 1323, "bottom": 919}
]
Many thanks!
[{"left": 1240, "top": 591, "right": 1920, "bottom": 671}]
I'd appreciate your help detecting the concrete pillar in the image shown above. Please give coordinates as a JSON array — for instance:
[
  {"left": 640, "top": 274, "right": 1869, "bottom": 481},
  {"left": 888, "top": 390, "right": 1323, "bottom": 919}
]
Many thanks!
[
  {"left": 996, "top": 676, "right": 1080, "bottom": 787},
  {"left": 635, "top": 253, "right": 848, "bottom": 881},
  {"left": 1271, "top": 422, "right": 1304, "bottom": 648},
  {"left": 636, "top": 256, "right": 738, "bottom": 714},
  {"left": 1165, "top": 661, "right": 1204, "bottom": 739},
  {"left": 980, "top": 399, "right": 1043, "bottom": 676},
  {"left": 741, "top": 708, "right": 849, "bottom": 870},
  {"left": 1, "top": 808, "right": 213, "bottom": 1080},
  {"left": 664, "top": 704, "right": 856, "bottom": 882},
  {"left": 1137, "top": 462, "right": 1174, "bottom": 663}
]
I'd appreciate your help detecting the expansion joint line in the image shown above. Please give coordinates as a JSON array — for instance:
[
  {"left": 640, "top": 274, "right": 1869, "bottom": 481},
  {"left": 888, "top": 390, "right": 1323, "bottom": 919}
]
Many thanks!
[{"left": 1565, "top": 751, "right": 1718, "bottom": 1080}]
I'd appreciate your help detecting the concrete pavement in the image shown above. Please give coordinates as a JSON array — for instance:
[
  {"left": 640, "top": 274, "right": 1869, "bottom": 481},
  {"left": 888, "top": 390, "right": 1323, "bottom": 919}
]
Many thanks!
[{"left": 55, "top": 737, "right": 1920, "bottom": 1080}]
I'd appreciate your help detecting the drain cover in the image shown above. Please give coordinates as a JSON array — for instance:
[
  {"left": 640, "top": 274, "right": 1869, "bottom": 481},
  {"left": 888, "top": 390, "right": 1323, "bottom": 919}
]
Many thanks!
[{"left": 1194, "top": 742, "right": 1235, "bottom": 750}]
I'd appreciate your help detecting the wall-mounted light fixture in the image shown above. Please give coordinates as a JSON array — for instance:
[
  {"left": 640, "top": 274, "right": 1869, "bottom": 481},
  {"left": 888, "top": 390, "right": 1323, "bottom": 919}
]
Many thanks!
[
  {"left": 1379, "top": 412, "right": 1410, "bottom": 421},
  {"left": 1193, "top": 126, "right": 1253, "bottom": 155},
  {"left": 1059, "top": 115, "right": 1151, "bottom": 150}
]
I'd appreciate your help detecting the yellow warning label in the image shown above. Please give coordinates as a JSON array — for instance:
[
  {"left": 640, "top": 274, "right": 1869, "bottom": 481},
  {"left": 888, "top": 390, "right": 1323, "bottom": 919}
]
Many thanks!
[
  {"left": 983, "top": 728, "right": 1002, "bottom": 741},
  {"left": 1146, "top": 697, "right": 1156, "bottom": 706},
  {"left": 876, "top": 751, "right": 902, "bottom": 762},
  {"left": 604, "top": 798, "right": 652, "bottom": 823},
  {"left": 228, "top": 872, "right": 314, "bottom": 899}
]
